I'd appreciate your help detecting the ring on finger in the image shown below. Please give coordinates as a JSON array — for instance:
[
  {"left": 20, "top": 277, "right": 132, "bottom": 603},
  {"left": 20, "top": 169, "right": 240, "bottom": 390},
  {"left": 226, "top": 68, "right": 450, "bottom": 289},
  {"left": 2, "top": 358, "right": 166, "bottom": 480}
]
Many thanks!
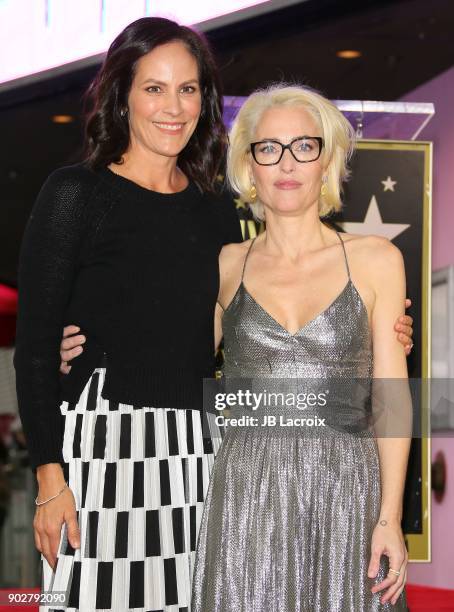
[{"left": 388, "top": 568, "right": 401, "bottom": 577}]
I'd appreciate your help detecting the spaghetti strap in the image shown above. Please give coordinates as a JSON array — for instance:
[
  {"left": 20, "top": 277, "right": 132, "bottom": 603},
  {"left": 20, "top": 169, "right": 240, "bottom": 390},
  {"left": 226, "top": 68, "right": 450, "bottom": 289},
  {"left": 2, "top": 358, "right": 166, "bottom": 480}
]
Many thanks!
[
  {"left": 335, "top": 231, "right": 351, "bottom": 281},
  {"left": 241, "top": 237, "right": 257, "bottom": 282}
]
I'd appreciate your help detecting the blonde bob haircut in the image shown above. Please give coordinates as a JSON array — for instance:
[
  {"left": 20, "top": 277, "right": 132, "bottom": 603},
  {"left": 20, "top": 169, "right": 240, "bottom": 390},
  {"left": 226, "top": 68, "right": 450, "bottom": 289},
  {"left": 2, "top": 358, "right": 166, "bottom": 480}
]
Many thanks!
[{"left": 227, "top": 83, "right": 356, "bottom": 221}]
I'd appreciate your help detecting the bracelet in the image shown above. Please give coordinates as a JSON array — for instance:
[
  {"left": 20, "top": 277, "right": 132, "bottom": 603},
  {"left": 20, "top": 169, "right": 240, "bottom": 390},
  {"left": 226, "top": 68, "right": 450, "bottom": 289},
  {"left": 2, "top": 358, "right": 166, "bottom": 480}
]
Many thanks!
[{"left": 35, "top": 481, "right": 68, "bottom": 506}]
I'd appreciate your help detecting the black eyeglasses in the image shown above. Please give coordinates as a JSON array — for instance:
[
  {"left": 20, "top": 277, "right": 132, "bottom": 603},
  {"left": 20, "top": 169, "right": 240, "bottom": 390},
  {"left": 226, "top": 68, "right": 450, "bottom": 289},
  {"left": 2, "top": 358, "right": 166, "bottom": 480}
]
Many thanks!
[{"left": 250, "top": 136, "right": 324, "bottom": 166}]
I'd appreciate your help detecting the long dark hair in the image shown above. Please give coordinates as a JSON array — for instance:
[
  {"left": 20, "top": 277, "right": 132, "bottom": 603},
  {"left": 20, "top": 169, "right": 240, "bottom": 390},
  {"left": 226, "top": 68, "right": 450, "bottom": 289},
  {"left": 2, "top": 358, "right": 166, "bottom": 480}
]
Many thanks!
[{"left": 83, "top": 17, "right": 226, "bottom": 193}]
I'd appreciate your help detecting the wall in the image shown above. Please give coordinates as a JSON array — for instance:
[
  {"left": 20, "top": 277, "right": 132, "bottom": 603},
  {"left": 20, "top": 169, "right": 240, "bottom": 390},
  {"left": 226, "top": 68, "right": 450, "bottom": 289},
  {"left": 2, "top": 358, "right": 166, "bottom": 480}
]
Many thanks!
[
  {"left": 401, "top": 66, "right": 454, "bottom": 589},
  {"left": 401, "top": 66, "right": 454, "bottom": 270},
  {"left": 407, "top": 437, "right": 453, "bottom": 588}
]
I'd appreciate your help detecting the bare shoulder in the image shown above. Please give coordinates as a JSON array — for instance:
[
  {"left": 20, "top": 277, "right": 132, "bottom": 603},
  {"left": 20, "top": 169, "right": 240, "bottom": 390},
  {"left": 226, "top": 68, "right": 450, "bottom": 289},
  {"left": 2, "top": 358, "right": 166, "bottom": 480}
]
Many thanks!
[
  {"left": 219, "top": 239, "right": 251, "bottom": 275},
  {"left": 340, "top": 232, "right": 404, "bottom": 267},
  {"left": 340, "top": 232, "right": 405, "bottom": 295},
  {"left": 219, "top": 239, "right": 250, "bottom": 260}
]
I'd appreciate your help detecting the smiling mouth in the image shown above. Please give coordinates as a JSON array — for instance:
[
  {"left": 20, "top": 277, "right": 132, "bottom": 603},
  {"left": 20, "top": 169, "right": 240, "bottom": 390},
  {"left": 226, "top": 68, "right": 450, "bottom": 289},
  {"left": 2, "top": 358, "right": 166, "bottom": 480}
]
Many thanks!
[{"left": 153, "top": 122, "right": 185, "bottom": 132}]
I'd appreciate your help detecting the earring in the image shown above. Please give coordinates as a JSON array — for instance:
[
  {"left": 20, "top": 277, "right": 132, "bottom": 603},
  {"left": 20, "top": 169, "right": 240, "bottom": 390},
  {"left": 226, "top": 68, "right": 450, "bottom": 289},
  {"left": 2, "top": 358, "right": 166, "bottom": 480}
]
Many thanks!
[
  {"left": 250, "top": 184, "right": 257, "bottom": 201},
  {"left": 321, "top": 177, "right": 327, "bottom": 197},
  {"left": 120, "top": 108, "right": 127, "bottom": 117}
]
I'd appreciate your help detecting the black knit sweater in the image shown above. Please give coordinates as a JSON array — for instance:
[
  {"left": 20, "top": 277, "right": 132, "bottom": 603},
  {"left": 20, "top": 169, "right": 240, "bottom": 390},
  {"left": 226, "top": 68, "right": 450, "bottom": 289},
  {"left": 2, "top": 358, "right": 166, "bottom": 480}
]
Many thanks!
[{"left": 14, "top": 163, "right": 243, "bottom": 471}]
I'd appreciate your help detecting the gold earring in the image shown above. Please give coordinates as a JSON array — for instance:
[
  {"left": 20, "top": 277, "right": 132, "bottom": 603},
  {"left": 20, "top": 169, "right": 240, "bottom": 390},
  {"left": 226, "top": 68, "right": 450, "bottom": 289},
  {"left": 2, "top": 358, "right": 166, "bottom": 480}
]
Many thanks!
[
  {"left": 321, "top": 180, "right": 327, "bottom": 197},
  {"left": 250, "top": 184, "right": 257, "bottom": 201}
]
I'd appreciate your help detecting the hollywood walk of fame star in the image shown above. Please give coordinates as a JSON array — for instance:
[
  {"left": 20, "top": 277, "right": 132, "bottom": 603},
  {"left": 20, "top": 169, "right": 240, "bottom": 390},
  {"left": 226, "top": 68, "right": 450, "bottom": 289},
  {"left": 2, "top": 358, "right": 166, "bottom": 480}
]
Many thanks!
[
  {"left": 337, "top": 195, "right": 410, "bottom": 241},
  {"left": 382, "top": 176, "right": 397, "bottom": 192}
]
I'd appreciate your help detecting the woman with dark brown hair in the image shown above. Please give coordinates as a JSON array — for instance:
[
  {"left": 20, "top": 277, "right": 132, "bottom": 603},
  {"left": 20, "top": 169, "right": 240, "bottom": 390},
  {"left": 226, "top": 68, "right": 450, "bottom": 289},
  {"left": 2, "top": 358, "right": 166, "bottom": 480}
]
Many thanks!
[{"left": 14, "top": 17, "right": 242, "bottom": 611}]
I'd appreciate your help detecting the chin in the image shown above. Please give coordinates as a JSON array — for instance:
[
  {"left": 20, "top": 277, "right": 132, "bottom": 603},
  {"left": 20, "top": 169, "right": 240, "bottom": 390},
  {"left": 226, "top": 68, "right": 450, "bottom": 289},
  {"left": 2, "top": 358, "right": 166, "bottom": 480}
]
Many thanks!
[
  {"left": 272, "top": 206, "right": 302, "bottom": 216},
  {"left": 151, "top": 143, "right": 187, "bottom": 158}
]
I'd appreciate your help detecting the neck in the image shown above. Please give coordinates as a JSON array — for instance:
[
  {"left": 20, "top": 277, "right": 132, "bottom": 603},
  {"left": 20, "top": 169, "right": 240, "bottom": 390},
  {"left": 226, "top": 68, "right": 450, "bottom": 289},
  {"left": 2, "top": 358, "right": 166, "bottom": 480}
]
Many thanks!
[
  {"left": 109, "top": 142, "right": 188, "bottom": 193},
  {"left": 261, "top": 204, "right": 336, "bottom": 259}
]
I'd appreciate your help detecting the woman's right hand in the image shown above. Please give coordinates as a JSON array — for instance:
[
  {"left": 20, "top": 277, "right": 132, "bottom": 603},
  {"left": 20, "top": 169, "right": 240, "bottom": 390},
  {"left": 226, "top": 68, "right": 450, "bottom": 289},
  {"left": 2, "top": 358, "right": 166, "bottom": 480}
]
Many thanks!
[
  {"left": 60, "top": 325, "right": 86, "bottom": 374},
  {"left": 34, "top": 464, "right": 80, "bottom": 570}
]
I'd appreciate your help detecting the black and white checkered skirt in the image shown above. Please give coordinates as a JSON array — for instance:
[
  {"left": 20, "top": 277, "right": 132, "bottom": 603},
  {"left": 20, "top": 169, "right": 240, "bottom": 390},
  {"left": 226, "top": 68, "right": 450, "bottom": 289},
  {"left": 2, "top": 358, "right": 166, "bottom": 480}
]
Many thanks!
[{"left": 41, "top": 366, "right": 221, "bottom": 612}]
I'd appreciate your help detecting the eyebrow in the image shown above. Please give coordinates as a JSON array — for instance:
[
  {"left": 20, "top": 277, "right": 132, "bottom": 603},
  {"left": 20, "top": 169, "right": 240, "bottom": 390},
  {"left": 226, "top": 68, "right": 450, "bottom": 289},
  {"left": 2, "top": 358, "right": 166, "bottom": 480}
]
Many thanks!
[
  {"left": 254, "top": 135, "right": 317, "bottom": 142},
  {"left": 140, "top": 78, "right": 199, "bottom": 86}
]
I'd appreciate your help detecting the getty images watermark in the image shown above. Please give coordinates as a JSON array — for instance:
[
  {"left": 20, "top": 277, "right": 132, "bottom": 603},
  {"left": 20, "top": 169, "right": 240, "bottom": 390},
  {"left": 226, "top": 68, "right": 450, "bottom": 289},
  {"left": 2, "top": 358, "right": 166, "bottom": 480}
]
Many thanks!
[
  {"left": 213, "top": 388, "right": 328, "bottom": 428},
  {"left": 201, "top": 376, "right": 428, "bottom": 441}
]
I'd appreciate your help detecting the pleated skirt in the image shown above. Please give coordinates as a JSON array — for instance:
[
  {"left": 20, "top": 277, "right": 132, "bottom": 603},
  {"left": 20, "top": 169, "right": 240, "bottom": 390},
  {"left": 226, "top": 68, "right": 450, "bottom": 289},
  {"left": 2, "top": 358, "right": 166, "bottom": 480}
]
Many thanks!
[
  {"left": 40, "top": 367, "right": 221, "bottom": 612},
  {"left": 192, "top": 426, "right": 408, "bottom": 612}
]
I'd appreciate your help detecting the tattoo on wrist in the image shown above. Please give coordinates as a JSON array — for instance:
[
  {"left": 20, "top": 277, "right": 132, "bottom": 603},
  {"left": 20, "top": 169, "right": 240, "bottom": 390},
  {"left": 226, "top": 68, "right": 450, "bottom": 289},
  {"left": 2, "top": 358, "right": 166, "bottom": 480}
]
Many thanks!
[{"left": 379, "top": 519, "right": 388, "bottom": 526}]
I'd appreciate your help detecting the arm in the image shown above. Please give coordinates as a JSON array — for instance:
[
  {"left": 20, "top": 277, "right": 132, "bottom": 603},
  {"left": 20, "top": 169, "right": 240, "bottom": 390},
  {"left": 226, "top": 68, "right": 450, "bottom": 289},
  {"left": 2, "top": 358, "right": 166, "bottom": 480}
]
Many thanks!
[
  {"left": 213, "top": 246, "right": 228, "bottom": 355},
  {"left": 63, "top": 298, "right": 414, "bottom": 366},
  {"left": 367, "top": 239, "right": 411, "bottom": 605},
  {"left": 213, "top": 241, "right": 245, "bottom": 355},
  {"left": 214, "top": 302, "right": 224, "bottom": 353},
  {"left": 212, "top": 233, "right": 251, "bottom": 368},
  {"left": 14, "top": 166, "right": 94, "bottom": 472},
  {"left": 14, "top": 166, "right": 95, "bottom": 567}
]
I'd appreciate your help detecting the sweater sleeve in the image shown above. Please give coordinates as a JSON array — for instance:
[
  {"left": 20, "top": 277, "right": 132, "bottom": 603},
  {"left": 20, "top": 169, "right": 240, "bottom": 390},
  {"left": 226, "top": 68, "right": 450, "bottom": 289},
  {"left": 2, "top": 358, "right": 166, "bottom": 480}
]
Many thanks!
[{"left": 13, "top": 165, "right": 97, "bottom": 473}]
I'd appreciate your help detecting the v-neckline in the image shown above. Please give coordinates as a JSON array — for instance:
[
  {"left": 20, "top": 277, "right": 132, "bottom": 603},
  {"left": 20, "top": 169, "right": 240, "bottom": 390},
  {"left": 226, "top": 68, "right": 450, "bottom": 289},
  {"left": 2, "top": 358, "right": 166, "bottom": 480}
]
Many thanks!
[{"left": 240, "top": 279, "right": 353, "bottom": 337}]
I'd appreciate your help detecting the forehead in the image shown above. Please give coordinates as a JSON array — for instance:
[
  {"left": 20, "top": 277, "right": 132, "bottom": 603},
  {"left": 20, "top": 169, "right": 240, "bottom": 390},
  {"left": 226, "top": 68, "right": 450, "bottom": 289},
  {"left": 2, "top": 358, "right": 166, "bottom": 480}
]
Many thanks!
[
  {"left": 134, "top": 41, "right": 199, "bottom": 80},
  {"left": 254, "top": 105, "right": 319, "bottom": 139}
]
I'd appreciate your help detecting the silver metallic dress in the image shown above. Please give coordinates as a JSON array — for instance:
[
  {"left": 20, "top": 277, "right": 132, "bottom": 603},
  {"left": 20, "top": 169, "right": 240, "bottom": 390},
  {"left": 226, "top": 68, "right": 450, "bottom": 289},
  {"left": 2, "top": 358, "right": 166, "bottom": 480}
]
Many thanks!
[{"left": 191, "top": 232, "right": 407, "bottom": 612}]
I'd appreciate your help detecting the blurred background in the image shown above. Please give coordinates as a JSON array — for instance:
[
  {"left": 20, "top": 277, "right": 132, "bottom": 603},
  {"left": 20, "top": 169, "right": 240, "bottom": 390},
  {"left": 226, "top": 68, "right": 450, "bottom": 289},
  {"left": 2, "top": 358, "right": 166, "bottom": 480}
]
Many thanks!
[{"left": 0, "top": 0, "right": 453, "bottom": 608}]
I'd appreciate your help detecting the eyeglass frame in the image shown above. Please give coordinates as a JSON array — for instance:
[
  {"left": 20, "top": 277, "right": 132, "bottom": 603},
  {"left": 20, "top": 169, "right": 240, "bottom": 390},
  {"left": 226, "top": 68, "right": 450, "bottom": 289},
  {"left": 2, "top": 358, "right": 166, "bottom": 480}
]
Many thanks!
[{"left": 250, "top": 135, "right": 324, "bottom": 166}]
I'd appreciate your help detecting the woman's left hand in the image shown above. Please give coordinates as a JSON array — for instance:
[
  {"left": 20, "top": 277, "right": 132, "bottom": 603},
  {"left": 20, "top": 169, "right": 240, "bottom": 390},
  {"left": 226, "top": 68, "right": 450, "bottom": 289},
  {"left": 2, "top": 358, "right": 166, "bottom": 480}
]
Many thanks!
[
  {"left": 395, "top": 298, "right": 414, "bottom": 356},
  {"left": 368, "top": 519, "right": 408, "bottom": 605}
]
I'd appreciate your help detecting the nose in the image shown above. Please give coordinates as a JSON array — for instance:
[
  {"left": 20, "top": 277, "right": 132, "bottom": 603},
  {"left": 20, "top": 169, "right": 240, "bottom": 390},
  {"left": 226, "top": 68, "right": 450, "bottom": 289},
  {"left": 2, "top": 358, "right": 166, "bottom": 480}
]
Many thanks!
[
  {"left": 279, "top": 147, "right": 296, "bottom": 173},
  {"left": 163, "top": 90, "right": 183, "bottom": 116}
]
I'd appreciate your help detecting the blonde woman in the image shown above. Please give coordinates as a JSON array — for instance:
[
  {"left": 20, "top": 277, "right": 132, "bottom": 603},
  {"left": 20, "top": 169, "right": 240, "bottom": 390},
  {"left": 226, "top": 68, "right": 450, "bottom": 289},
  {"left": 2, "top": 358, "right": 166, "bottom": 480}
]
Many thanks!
[{"left": 191, "top": 85, "right": 410, "bottom": 611}]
